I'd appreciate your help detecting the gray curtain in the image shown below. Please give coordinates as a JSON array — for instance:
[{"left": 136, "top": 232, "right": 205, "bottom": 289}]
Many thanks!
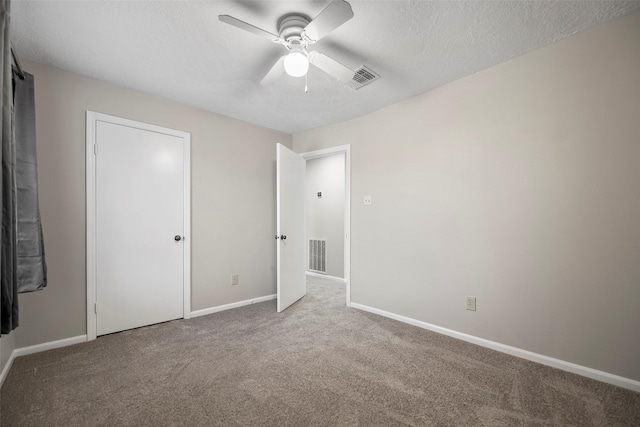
[
  {"left": 1, "top": 0, "right": 18, "bottom": 335},
  {"left": 1, "top": 0, "right": 45, "bottom": 335},
  {"left": 15, "top": 71, "right": 46, "bottom": 293}
]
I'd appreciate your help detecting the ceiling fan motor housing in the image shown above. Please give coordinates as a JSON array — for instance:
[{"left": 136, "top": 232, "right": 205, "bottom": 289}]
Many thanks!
[{"left": 278, "top": 14, "right": 311, "bottom": 42}]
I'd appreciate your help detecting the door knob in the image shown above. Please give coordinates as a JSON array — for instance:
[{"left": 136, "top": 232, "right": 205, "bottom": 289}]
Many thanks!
[
  {"left": 174, "top": 235, "right": 182, "bottom": 241},
  {"left": 281, "top": 235, "right": 287, "bottom": 240}
]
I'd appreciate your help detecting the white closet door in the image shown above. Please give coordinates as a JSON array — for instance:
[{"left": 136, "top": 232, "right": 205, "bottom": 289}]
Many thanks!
[{"left": 95, "top": 120, "right": 184, "bottom": 336}]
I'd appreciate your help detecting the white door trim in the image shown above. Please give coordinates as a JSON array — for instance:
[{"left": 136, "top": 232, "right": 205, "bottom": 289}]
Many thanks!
[
  {"left": 85, "top": 111, "right": 191, "bottom": 341},
  {"left": 301, "top": 145, "right": 351, "bottom": 306}
]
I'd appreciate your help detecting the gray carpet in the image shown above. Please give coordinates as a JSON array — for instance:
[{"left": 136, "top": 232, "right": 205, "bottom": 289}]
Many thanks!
[{"left": 1, "top": 276, "right": 639, "bottom": 426}]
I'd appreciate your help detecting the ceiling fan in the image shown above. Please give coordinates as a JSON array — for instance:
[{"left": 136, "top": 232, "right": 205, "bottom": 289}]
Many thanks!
[{"left": 219, "top": 0, "right": 357, "bottom": 87}]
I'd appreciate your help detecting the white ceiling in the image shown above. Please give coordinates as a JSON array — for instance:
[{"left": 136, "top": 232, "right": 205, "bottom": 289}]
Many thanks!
[{"left": 11, "top": 1, "right": 640, "bottom": 134}]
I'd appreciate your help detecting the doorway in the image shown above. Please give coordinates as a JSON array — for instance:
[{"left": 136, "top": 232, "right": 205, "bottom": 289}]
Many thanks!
[
  {"left": 85, "top": 112, "right": 191, "bottom": 340},
  {"left": 305, "top": 152, "right": 346, "bottom": 284},
  {"left": 302, "top": 144, "right": 351, "bottom": 307},
  {"left": 276, "top": 144, "right": 351, "bottom": 312}
]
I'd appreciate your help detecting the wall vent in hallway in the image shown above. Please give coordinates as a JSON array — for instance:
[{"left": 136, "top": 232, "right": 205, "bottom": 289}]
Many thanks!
[{"left": 308, "top": 239, "right": 326, "bottom": 273}]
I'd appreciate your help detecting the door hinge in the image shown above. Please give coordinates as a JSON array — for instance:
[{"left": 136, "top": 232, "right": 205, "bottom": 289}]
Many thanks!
[
  {"left": 94, "top": 303, "right": 98, "bottom": 314},
  {"left": 94, "top": 144, "right": 98, "bottom": 155}
]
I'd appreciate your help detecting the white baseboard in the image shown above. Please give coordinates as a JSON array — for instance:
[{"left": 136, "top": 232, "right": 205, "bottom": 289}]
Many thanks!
[
  {"left": 0, "top": 335, "right": 87, "bottom": 388},
  {"left": 350, "top": 303, "right": 640, "bottom": 393},
  {"left": 191, "top": 294, "right": 276, "bottom": 318},
  {"left": 14, "top": 335, "right": 88, "bottom": 358},
  {"left": 1, "top": 294, "right": 276, "bottom": 385},
  {"left": 1, "top": 295, "right": 277, "bottom": 386},
  {"left": 0, "top": 349, "right": 17, "bottom": 388},
  {"left": 306, "top": 271, "right": 346, "bottom": 283}
]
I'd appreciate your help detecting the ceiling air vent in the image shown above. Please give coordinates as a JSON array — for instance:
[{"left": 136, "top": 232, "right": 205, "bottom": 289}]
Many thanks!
[{"left": 347, "top": 66, "right": 380, "bottom": 90}]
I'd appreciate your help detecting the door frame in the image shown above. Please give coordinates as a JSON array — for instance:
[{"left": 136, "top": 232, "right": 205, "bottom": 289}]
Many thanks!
[
  {"left": 85, "top": 111, "right": 191, "bottom": 341},
  {"left": 301, "top": 144, "right": 351, "bottom": 306}
]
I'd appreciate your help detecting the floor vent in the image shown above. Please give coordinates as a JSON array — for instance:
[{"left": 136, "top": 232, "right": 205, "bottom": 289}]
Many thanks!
[
  {"left": 308, "top": 239, "right": 326, "bottom": 273},
  {"left": 347, "top": 66, "right": 380, "bottom": 90}
]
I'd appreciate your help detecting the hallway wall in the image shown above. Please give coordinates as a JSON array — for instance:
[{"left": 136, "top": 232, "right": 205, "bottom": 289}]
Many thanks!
[{"left": 306, "top": 154, "right": 345, "bottom": 278}]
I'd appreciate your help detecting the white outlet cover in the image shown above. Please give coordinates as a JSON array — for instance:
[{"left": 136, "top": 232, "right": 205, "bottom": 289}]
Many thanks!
[
  {"left": 364, "top": 195, "right": 372, "bottom": 206},
  {"left": 466, "top": 296, "right": 476, "bottom": 311}
]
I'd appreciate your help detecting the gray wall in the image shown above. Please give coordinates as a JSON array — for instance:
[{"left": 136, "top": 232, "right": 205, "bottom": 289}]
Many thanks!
[
  {"left": 306, "top": 154, "right": 345, "bottom": 278},
  {"left": 293, "top": 12, "right": 640, "bottom": 381},
  {"left": 14, "top": 60, "right": 291, "bottom": 349}
]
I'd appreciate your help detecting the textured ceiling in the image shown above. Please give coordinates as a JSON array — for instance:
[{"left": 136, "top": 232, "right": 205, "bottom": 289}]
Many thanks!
[{"left": 11, "top": 1, "right": 640, "bottom": 134}]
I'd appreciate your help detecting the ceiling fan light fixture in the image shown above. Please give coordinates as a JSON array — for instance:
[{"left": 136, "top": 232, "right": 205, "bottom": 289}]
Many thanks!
[{"left": 284, "top": 52, "right": 309, "bottom": 77}]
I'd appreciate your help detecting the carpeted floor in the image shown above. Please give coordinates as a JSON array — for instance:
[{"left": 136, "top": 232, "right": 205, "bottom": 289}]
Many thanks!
[{"left": 1, "top": 276, "right": 639, "bottom": 426}]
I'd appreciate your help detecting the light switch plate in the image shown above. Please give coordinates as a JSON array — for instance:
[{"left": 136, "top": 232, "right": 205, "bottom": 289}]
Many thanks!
[{"left": 364, "top": 195, "right": 372, "bottom": 206}]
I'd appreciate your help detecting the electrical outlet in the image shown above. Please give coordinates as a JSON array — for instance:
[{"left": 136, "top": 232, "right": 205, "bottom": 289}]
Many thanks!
[
  {"left": 466, "top": 296, "right": 476, "bottom": 311},
  {"left": 231, "top": 274, "right": 239, "bottom": 286},
  {"left": 363, "top": 195, "right": 372, "bottom": 206}
]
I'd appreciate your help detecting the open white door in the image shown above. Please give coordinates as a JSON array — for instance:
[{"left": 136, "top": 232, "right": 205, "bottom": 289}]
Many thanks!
[{"left": 276, "top": 144, "right": 306, "bottom": 312}]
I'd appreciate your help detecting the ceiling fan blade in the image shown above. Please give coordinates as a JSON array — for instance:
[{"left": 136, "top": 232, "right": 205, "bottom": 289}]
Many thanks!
[
  {"left": 261, "top": 56, "right": 286, "bottom": 85},
  {"left": 303, "top": 0, "right": 354, "bottom": 43},
  {"left": 219, "top": 15, "right": 282, "bottom": 43},
  {"left": 308, "top": 51, "right": 354, "bottom": 83}
]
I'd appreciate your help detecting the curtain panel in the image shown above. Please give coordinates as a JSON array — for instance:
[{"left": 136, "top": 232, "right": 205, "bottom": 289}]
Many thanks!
[
  {"left": 1, "top": 0, "right": 18, "bottom": 335},
  {"left": 1, "top": 0, "right": 46, "bottom": 335}
]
